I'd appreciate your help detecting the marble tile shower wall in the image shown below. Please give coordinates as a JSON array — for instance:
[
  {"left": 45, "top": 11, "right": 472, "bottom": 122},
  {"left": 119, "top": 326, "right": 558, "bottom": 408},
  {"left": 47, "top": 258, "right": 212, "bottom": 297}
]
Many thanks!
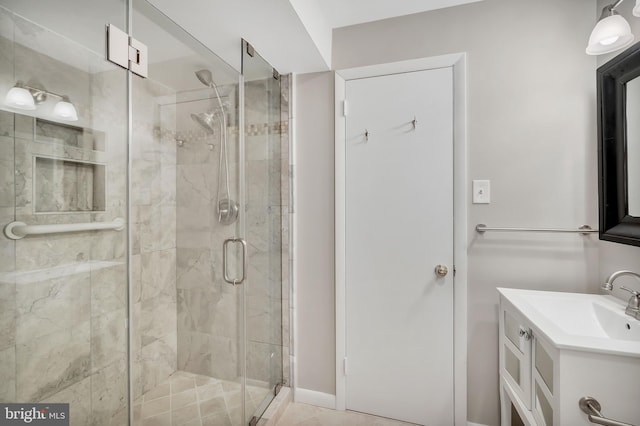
[
  {"left": 175, "top": 93, "right": 243, "bottom": 381},
  {"left": 244, "top": 77, "right": 288, "bottom": 387},
  {"left": 130, "top": 77, "right": 178, "bottom": 400},
  {"left": 0, "top": 18, "right": 291, "bottom": 426},
  {"left": 175, "top": 77, "right": 291, "bottom": 390},
  {"left": 0, "top": 25, "right": 130, "bottom": 426},
  {"left": 280, "top": 74, "right": 291, "bottom": 388},
  {"left": 0, "top": 19, "right": 178, "bottom": 426}
]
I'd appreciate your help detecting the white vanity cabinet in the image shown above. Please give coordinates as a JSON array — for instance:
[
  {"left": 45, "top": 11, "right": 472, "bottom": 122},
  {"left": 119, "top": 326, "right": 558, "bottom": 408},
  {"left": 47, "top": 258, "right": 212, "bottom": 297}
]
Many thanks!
[{"left": 498, "top": 288, "right": 640, "bottom": 426}]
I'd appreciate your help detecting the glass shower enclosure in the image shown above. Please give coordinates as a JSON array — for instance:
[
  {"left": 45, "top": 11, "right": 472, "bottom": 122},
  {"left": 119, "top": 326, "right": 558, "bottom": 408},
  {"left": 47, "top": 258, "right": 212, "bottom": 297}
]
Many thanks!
[{"left": 0, "top": 0, "right": 286, "bottom": 424}]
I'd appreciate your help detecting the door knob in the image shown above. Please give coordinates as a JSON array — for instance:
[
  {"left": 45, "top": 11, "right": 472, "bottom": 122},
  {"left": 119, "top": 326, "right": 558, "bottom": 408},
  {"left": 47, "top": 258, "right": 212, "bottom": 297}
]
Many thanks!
[{"left": 434, "top": 264, "right": 448, "bottom": 277}]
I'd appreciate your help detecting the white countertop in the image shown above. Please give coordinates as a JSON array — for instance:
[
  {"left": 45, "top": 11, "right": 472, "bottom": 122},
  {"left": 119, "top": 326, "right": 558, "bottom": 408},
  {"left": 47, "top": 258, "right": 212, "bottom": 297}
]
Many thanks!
[{"left": 498, "top": 288, "right": 640, "bottom": 358}]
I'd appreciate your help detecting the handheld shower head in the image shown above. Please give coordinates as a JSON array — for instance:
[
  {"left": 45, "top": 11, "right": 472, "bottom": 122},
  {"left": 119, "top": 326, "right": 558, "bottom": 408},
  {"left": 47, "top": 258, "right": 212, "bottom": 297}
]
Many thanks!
[
  {"left": 190, "top": 112, "right": 216, "bottom": 134},
  {"left": 193, "top": 68, "right": 238, "bottom": 226},
  {"left": 195, "top": 69, "right": 214, "bottom": 88}
]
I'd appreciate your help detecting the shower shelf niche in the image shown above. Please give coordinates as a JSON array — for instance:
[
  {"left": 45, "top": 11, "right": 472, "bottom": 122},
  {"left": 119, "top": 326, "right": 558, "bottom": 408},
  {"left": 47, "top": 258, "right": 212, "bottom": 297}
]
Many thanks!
[
  {"left": 34, "top": 156, "right": 106, "bottom": 213},
  {"left": 15, "top": 114, "right": 106, "bottom": 152}
]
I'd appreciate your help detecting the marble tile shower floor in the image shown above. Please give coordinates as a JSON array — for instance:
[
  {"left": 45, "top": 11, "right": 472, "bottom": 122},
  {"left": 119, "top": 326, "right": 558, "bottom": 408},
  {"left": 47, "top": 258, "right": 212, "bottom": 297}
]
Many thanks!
[{"left": 133, "top": 371, "right": 272, "bottom": 426}]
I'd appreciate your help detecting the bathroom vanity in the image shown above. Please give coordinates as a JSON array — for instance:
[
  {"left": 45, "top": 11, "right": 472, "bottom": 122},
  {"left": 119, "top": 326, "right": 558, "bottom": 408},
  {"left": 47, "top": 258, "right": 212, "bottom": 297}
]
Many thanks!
[{"left": 498, "top": 288, "right": 640, "bottom": 426}]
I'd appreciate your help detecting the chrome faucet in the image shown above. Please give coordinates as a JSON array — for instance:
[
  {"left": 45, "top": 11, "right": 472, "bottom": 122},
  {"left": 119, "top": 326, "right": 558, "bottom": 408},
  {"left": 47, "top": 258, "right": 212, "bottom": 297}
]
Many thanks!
[{"left": 602, "top": 270, "right": 640, "bottom": 320}]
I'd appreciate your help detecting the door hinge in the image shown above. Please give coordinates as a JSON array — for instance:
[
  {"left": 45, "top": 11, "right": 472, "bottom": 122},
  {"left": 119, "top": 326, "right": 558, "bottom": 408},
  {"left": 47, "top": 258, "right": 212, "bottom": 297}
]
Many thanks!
[
  {"left": 246, "top": 41, "right": 255, "bottom": 57},
  {"left": 453, "top": 265, "right": 456, "bottom": 277},
  {"left": 342, "top": 100, "right": 348, "bottom": 116},
  {"left": 343, "top": 357, "right": 348, "bottom": 376},
  {"left": 106, "top": 24, "right": 148, "bottom": 78}
]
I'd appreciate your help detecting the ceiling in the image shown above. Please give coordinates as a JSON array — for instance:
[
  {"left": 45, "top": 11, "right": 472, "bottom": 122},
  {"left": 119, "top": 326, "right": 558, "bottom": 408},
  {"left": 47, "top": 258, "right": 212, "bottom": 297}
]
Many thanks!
[
  {"left": 148, "top": 0, "right": 483, "bottom": 74},
  {"left": 0, "top": 0, "right": 483, "bottom": 80},
  {"left": 292, "top": 0, "right": 483, "bottom": 29}
]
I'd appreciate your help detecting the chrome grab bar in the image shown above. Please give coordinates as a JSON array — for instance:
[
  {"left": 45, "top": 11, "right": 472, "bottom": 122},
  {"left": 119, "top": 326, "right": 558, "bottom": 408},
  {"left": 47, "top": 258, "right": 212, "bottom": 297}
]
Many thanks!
[
  {"left": 579, "top": 397, "right": 636, "bottom": 426},
  {"left": 4, "top": 218, "right": 125, "bottom": 240},
  {"left": 222, "top": 237, "right": 247, "bottom": 285}
]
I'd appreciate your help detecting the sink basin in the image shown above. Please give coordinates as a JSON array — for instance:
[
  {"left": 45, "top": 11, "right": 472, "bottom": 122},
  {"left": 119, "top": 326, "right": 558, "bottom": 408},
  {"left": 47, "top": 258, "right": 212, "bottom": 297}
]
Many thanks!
[
  {"left": 498, "top": 288, "right": 640, "bottom": 356},
  {"left": 593, "top": 302, "right": 640, "bottom": 341},
  {"left": 521, "top": 293, "right": 640, "bottom": 341}
]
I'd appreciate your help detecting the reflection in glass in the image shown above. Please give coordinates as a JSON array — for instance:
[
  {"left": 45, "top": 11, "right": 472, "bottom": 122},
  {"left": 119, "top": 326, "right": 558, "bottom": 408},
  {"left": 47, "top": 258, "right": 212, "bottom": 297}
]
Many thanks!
[
  {"left": 242, "top": 39, "right": 285, "bottom": 423},
  {"left": 0, "top": 3, "right": 129, "bottom": 424},
  {"left": 626, "top": 77, "right": 640, "bottom": 216},
  {"left": 0, "top": 2, "right": 287, "bottom": 425},
  {"left": 535, "top": 339, "right": 553, "bottom": 394},
  {"left": 505, "top": 345, "right": 521, "bottom": 385}
]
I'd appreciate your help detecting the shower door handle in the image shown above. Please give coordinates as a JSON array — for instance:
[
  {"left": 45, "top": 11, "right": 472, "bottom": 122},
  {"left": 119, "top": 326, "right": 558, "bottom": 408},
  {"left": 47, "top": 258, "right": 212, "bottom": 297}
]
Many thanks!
[{"left": 223, "top": 237, "right": 247, "bottom": 285}]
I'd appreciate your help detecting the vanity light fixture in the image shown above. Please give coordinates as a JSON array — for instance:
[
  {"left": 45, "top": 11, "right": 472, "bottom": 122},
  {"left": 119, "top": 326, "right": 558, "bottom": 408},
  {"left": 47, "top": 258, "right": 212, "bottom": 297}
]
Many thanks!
[
  {"left": 3, "top": 81, "right": 79, "bottom": 121},
  {"left": 587, "top": 0, "right": 635, "bottom": 55}
]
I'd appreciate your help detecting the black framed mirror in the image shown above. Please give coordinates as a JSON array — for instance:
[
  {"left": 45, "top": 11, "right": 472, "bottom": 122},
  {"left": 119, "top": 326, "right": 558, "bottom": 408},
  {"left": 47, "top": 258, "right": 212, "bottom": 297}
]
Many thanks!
[{"left": 598, "top": 41, "right": 640, "bottom": 247}]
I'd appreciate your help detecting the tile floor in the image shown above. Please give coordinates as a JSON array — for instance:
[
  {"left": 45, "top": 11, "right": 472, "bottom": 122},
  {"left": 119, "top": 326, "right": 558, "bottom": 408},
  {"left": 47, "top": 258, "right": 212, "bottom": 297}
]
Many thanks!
[
  {"left": 276, "top": 403, "right": 417, "bottom": 426},
  {"left": 131, "top": 371, "right": 272, "bottom": 426}
]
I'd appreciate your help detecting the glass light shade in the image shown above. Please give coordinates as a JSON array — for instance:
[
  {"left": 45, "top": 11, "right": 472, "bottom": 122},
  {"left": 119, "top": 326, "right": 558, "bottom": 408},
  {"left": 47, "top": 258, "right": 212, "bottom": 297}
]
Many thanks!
[
  {"left": 634, "top": 0, "right": 640, "bottom": 17},
  {"left": 4, "top": 86, "right": 36, "bottom": 110},
  {"left": 53, "top": 99, "right": 78, "bottom": 121},
  {"left": 586, "top": 14, "right": 634, "bottom": 55}
]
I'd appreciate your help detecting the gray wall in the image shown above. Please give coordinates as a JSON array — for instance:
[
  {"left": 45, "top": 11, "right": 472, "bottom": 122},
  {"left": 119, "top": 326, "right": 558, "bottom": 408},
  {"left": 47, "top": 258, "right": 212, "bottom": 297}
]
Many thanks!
[
  {"left": 595, "top": 1, "right": 640, "bottom": 300},
  {"left": 295, "top": 0, "right": 603, "bottom": 425},
  {"left": 294, "top": 72, "right": 336, "bottom": 396}
]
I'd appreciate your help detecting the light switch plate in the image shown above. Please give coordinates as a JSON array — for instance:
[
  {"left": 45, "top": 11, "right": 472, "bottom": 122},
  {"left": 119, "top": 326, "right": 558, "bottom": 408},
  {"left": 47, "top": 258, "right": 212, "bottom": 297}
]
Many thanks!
[{"left": 473, "top": 180, "right": 490, "bottom": 204}]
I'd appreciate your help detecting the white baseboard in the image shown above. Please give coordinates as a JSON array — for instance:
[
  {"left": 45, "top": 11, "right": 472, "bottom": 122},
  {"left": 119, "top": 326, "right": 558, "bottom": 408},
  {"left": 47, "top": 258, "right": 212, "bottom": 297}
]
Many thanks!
[
  {"left": 468, "top": 422, "right": 489, "bottom": 426},
  {"left": 293, "top": 388, "right": 336, "bottom": 409}
]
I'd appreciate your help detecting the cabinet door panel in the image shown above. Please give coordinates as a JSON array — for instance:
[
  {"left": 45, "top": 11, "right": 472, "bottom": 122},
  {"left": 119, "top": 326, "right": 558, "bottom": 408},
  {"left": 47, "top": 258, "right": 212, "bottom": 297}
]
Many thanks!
[
  {"left": 500, "top": 306, "right": 532, "bottom": 409},
  {"left": 535, "top": 339, "right": 554, "bottom": 394}
]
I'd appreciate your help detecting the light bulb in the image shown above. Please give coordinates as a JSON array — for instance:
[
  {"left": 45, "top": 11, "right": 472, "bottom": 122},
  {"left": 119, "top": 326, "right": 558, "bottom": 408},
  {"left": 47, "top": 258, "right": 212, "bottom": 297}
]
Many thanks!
[{"left": 600, "top": 36, "right": 620, "bottom": 46}]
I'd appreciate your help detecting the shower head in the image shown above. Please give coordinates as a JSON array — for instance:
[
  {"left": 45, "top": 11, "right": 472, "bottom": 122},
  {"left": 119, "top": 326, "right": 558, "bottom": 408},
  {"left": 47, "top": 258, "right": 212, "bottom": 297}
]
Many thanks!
[
  {"left": 190, "top": 112, "right": 216, "bottom": 134},
  {"left": 195, "top": 69, "right": 214, "bottom": 88}
]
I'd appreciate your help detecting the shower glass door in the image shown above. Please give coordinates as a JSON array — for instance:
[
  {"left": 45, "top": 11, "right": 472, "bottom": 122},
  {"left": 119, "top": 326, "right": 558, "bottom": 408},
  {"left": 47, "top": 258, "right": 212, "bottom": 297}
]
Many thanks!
[
  {"left": 0, "top": 0, "right": 129, "bottom": 424},
  {"left": 241, "top": 40, "right": 284, "bottom": 423},
  {"left": 129, "top": 1, "right": 246, "bottom": 425}
]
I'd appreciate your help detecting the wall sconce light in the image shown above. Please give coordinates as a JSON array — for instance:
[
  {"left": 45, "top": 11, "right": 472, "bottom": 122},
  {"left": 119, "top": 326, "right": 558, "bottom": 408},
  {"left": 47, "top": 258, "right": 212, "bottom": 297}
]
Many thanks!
[
  {"left": 587, "top": 0, "right": 637, "bottom": 55},
  {"left": 4, "top": 81, "right": 79, "bottom": 121},
  {"left": 587, "top": 1, "right": 635, "bottom": 55}
]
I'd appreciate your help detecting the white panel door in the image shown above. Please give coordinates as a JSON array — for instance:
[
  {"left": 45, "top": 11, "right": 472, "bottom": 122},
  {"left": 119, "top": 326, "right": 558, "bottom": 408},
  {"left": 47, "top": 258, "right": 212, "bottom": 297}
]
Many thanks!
[{"left": 345, "top": 68, "right": 454, "bottom": 425}]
